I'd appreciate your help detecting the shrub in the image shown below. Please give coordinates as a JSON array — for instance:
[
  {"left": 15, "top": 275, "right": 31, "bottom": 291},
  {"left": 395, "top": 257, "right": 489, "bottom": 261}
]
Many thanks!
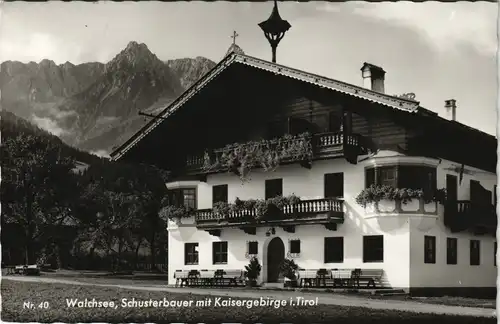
[{"left": 244, "top": 257, "right": 261, "bottom": 281}]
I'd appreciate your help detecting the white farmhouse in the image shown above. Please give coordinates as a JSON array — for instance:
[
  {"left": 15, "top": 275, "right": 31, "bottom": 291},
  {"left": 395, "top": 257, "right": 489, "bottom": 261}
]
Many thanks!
[{"left": 111, "top": 46, "right": 496, "bottom": 299}]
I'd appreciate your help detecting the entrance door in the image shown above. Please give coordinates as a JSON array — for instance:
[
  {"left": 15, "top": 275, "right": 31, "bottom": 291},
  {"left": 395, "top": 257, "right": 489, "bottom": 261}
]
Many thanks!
[{"left": 267, "top": 237, "right": 285, "bottom": 283}]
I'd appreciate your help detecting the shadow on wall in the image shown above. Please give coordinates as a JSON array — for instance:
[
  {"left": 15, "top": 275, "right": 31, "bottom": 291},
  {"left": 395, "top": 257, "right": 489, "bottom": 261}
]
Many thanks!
[
  {"left": 344, "top": 199, "right": 409, "bottom": 234},
  {"left": 344, "top": 199, "right": 439, "bottom": 236}
]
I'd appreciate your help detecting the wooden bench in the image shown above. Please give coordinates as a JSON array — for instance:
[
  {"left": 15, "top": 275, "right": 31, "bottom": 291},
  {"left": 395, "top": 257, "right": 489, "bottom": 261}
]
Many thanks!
[
  {"left": 331, "top": 268, "right": 385, "bottom": 288},
  {"left": 331, "top": 268, "right": 353, "bottom": 287},
  {"left": 26, "top": 264, "right": 40, "bottom": 275},
  {"left": 216, "top": 269, "right": 244, "bottom": 287},
  {"left": 297, "top": 268, "right": 386, "bottom": 289},
  {"left": 315, "top": 268, "right": 333, "bottom": 287},
  {"left": 357, "top": 269, "right": 385, "bottom": 288},
  {"left": 4, "top": 265, "right": 15, "bottom": 275},
  {"left": 198, "top": 269, "right": 216, "bottom": 286},
  {"left": 298, "top": 269, "right": 317, "bottom": 287},
  {"left": 298, "top": 269, "right": 333, "bottom": 287},
  {"left": 174, "top": 270, "right": 198, "bottom": 287},
  {"left": 13, "top": 265, "right": 40, "bottom": 276}
]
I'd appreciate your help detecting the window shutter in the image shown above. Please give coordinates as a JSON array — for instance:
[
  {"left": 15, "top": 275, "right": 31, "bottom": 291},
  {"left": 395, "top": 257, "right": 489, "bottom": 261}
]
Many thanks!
[
  {"left": 324, "top": 238, "right": 328, "bottom": 263},
  {"left": 290, "top": 240, "right": 301, "bottom": 254},
  {"left": 324, "top": 173, "right": 344, "bottom": 198}
]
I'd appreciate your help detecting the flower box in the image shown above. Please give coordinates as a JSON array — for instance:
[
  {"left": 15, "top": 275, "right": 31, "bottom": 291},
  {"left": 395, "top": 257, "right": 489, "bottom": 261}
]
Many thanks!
[
  {"left": 356, "top": 185, "right": 445, "bottom": 215},
  {"left": 160, "top": 205, "right": 194, "bottom": 224},
  {"left": 377, "top": 199, "right": 396, "bottom": 213},
  {"left": 364, "top": 202, "right": 377, "bottom": 214},
  {"left": 424, "top": 201, "right": 437, "bottom": 213},
  {"left": 201, "top": 133, "right": 313, "bottom": 182},
  {"left": 400, "top": 199, "right": 420, "bottom": 212}
]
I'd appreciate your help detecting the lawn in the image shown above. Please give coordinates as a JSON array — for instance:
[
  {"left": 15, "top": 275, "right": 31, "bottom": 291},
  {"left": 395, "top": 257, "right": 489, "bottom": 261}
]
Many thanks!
[{"left": 1, "top": 280, "right": 495, "bottom": 323}]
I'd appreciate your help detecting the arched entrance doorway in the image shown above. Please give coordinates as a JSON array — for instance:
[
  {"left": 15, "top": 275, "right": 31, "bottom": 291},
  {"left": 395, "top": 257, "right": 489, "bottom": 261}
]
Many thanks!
[{"left": 267, "top": 237, "right": 285, "bottom": 283}]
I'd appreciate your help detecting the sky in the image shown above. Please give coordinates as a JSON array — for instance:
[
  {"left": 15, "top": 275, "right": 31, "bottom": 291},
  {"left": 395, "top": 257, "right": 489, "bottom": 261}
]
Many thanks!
[{"left": 0, "top": 1, "right": 497, "bottom": 135}]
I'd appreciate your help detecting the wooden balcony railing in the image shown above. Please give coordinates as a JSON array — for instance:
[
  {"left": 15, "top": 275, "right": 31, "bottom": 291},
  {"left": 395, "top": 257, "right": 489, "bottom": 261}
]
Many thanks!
[
  {"left": 186, "top": 132, "right": 365, "bottom": 171},
  {"left": 457, "top": 200, "right": 472, "bottom": 214},
  {"left": 194, "top": 198, "right": 344, "bottom": 227},
  {"left": 315, "top": 132, "right": 361, "bottom": 149},
  {"left": 445, "top": 200, "right": 496, "bottom": 234}
]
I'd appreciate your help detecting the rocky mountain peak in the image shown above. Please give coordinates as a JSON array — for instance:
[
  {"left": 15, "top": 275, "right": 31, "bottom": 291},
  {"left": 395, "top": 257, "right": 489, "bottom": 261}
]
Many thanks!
[
  {"left": 39, "top": 59, "right": 56, "bottom": 67},
  {"left": 165, "top": 56, "right": 216, "bottom": 89},
  {"left": 62, "top": 61, "right": 75, "bottom": 69},
  {"left": 1, "top": 41, "right": 217, "bottom": 154},
  {"left": 106, "top": 41, "right": 162, "bottom": 72},
  {"left": 124, "top": 41, "right": 149, "bottom": 53}
]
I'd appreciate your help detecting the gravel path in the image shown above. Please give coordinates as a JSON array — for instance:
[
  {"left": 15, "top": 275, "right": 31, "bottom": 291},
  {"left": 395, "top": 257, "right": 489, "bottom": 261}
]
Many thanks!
[{"left": 3, "top": 276, "right": 495, "bottom": 318}]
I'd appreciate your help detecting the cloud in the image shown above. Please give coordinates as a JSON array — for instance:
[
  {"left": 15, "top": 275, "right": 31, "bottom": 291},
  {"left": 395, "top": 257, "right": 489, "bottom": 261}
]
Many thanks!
[
  {"left": 31, "top": 116, "right": 67, "bottom": 137},
  {"left": 90, "top": 150, "right": 110, "bottom": 158},
  {"left": 315, "top": 3, "right": 341, "bottom": 13},
  {"left": 334, "top": 2, "right": 497, "bottom": 55},
  {"left": 0, "top": 32, "right": 84, "bottom": 63}
]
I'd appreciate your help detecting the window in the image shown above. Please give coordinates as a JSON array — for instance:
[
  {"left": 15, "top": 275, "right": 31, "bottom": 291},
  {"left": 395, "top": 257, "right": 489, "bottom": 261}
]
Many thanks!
[
  {"left": 212, "top": 184, "right": 228, "bottom": 204},
  {"left": 184, "top": 243, "right": 198, "bottom": 265},
  {"left": 363, "top": 235, "right": 384, "bottom": 263},
  {"left": 324, "top": 237, "right": 344, "bottom": 263},
  {"left": 495, "top": 242, "right": 497, "bottom": 266},
  {"left": 248, "top": 241, "right": 258, "bottom": 255},
  {"left": 213, "top": 242, "right": 228, "bottom": 264},
  {"left": 470, "top": 240, "right": 480, "bottom": 266},
  {"left": 182, "top": 189, "right": 196, "bottom": 209},
  {"left": 324, "top": 173, "right": 344, "bottom": 198},
  {"left": 265, "top": 179, "right": 283, "bottom": 199},
  {"left": 424, "top": 236, "right": 436, "bottom": 264},
  {"left": 289, "top": 240, "right": 301, "bottom": 254},
  {"left": 167, "top": 188, "right": 197, "bottom": 209},
  {"left": 365, "top": 166, "right": 437, "bottom": 198},
  {"left": 446, "top": 238, "right": 458, "bottom": 265},
  {"left": 366, "top": 168, "right": 375, "bottom": 187},
  {"left": 379, "top": 167, "right": 397, "bottom": 187}
]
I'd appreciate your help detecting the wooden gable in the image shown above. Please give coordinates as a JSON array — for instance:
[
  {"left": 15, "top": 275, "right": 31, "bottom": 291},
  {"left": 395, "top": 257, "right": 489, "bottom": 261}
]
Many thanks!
[{"left": 113, "top": 54, "right": 496, "bottom": 175}]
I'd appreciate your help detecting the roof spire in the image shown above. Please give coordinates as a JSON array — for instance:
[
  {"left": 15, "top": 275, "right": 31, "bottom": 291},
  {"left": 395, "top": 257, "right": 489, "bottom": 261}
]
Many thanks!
[
  {"left": 258, "top": 0, "right": 291, "bottom": 63},
  {"left": 230, "top": 30, "right": 239, "bottom": 46}
]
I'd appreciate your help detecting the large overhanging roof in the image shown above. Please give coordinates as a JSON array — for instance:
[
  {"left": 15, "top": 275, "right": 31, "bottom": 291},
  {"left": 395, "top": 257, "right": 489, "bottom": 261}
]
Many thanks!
[{"left": 110, "top": 52, "right": 421, "bottom": 161}]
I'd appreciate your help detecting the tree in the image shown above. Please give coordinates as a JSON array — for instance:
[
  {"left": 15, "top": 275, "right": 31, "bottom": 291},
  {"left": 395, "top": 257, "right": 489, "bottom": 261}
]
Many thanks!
[
  {"left": 134, "top": 164, "right": 169, "bottom": 270},
  {"left": 75, "top": 161, "right": 168, "bottom": 271},
  {"left": 1, "top": 132, "right": 79, "bottom": 264}
]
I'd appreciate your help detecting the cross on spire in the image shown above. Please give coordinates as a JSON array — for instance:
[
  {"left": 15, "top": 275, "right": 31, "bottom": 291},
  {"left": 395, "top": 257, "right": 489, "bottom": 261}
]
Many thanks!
[{"left": 230, "top": 31, "right": 239, "bottom": 45}]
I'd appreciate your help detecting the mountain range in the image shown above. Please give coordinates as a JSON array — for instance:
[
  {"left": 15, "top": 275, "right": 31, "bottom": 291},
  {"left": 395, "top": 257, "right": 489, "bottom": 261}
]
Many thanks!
[{"left": 0, "top": 41, "right": 217, "bottom": 155}]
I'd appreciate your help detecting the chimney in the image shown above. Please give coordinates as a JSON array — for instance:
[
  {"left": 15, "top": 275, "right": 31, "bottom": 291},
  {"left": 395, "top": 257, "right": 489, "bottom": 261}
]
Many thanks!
[
  {"left": 361, "top": 62, "right": 386, "bottom": 93},
  {"left": 444, "top": 99, "right": 457, "bottom": 121}
]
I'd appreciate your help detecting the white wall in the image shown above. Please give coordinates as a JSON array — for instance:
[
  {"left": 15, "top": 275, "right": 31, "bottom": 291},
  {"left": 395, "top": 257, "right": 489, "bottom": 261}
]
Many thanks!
[
  {"left": 408, "top": 159, "right": 497, "bottom": 289},
  {"left": 168, "top": 155, "right": 411, "bottom": 288},
  {"left": 168, "top": 154, "right": 497, "bottom": 289}
]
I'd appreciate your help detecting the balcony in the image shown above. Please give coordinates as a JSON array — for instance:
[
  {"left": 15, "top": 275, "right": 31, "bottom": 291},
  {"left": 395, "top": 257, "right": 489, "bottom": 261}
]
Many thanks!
[
  {"left": 185, "top": 132, "right": 366, "bottom": 174},
  {"left": 194, "top": 198, "right": 344, "bottom": 236},
  {"left": 444, "top": 200, "right": 496, "bottom": 235}
]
